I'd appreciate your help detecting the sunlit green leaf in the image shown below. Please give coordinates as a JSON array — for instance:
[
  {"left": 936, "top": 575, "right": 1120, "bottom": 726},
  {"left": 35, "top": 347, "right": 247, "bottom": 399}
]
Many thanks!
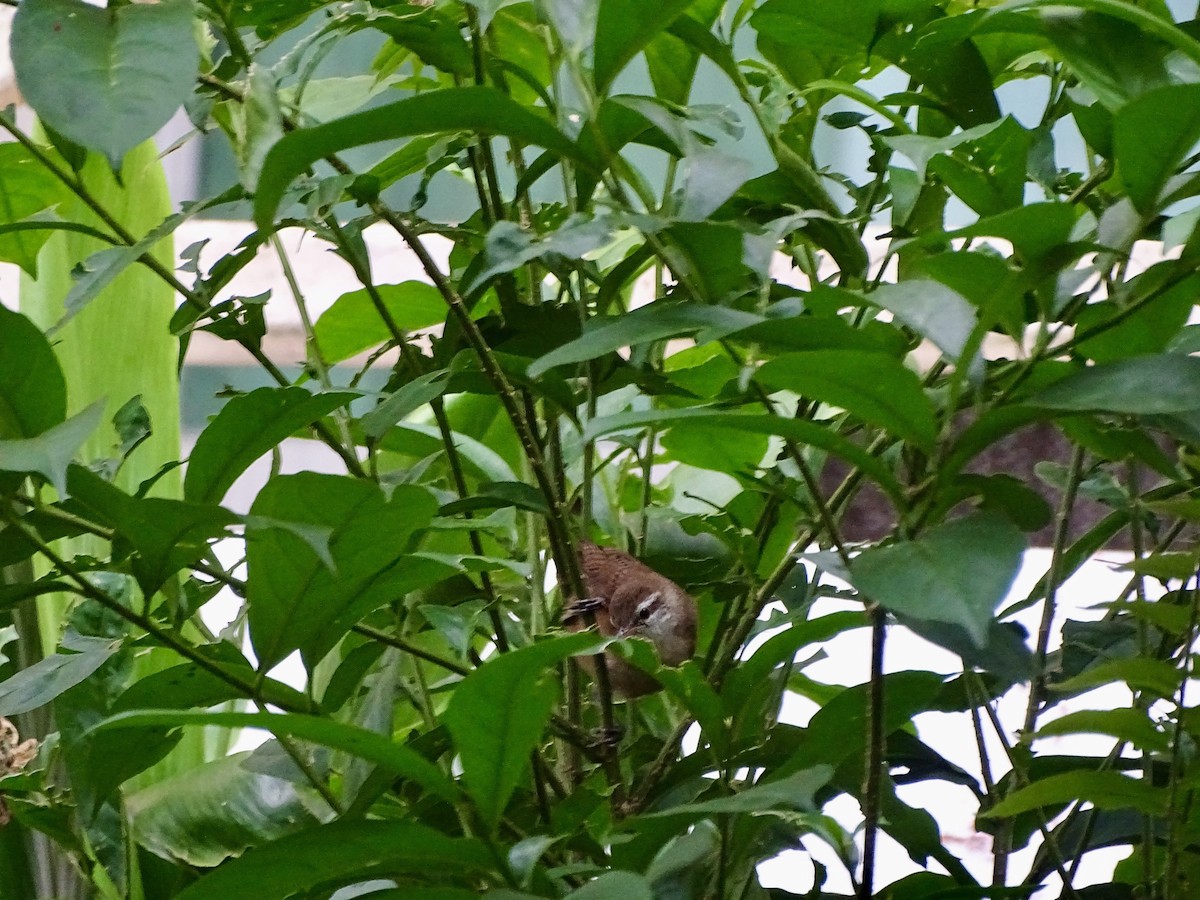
[{"left": 313, "top": 281, "right": 447, "bottom": 364}]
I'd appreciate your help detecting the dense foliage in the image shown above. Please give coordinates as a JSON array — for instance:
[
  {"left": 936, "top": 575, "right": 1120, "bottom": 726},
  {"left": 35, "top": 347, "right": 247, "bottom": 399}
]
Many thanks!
[{"left": 2, "top": 0, "right": 1200, "bottom": 897}]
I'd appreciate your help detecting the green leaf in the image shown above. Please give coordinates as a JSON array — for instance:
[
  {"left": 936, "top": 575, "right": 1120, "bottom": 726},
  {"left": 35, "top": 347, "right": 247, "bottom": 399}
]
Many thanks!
[
  {"left": 0, "top": 305, "right": 65, "bottom": 438},
  {"left": 1051, "top": 657, "right": 1182, "bottom": 699},
  {"left": 0, "top": 144, "right": 71, "bottom": 276},
  {"left": 0, "top": 400, "right": 104, "bottom": 496},
  {"left": 1037, "top": 708, "right": 1169, "bottom": 753},
  {"left": 1029, "top": 355, "right": 1200, "bottom": 415},
  {"left": 246, "top": 473, "right": 442, "bottom": 669},
  {"left": 528, "top": 303, "right": 761, "bottom": 377},
  {"left": 582, "top": 409, "right": 905, "bottom": 502},
  {"left": 444, "top": 631, "right": 608, "bottom": 832},
  {"left": 362, "top": 370, "right": 452, "bottom": 439},
  {"left": 869, "top": 280, "right": 977, "bottom": 366},
  {"left": 641, "top": 767, "right": 832, "bottom": 819},
  {"left": 67, "top": 466, "right": 238, "bottom": 597},
  {"left": 756, "top": 350, "right": 937, "bottom": 450},
  {"left": 127, "top": 750, "right": 322, "bottom": 868},
  {"left": 463, "top": 217, "right": 614, "bottom": 296},
  {"left": 593, "top": 0, "right": 698, "bottom": 92},
  {"left": 183, "top": 387, "right": 358, "bottom": 504},
  {"left": 93, "top": 709, "right": 457, "bottom": 802},
  {"left": 983, "top": 771, "right": 1165, "bottom": 818},
  {"left": 313, "top": 281, "right": 447, "bottom": 364},
  {"left": 851, "top": 511, "right": 1026, "bottom": 647},
  {"left": 11, "top": 0, "right": 199, "bottom": 169},
  {"left": 255, "top": 87, "right": 583, "bottom": 227},
  {"left": 0, "top": 634, "right": 119, "bottom": 716},
  {"left": 1116, "top": 84, "right": 1200, "bottom": 214},
  {"left": 567, "top": 871, "right": 654, "bottom": 900},
  {"left": 173, "top": 821, "right": 492, "bottom": 900}
]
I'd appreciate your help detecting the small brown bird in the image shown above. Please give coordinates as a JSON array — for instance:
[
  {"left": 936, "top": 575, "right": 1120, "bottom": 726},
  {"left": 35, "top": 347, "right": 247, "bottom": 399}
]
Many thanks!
[{"left": 563, "top": 541, "right": 698, "bottom": 697}]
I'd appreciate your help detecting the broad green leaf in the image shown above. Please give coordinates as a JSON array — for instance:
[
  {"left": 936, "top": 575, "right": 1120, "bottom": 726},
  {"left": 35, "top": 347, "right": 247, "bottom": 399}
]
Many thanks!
[
  {"left": 1115, "top": 84, "right": 1200, "bottom": 215},
  {"left": 92, "top": 709, "right": 457, "bottom": 802},
  {"left": 782, "top": 671, "right": 947, "bottom": 774},
  {"left": 568, "top": 871, "right": 654, "bottom": 900},
  {"left": 645, "top": 0, "right": 724, "bottom": 105},
  {"left": 362, "top": 370, "right": 452, "bottom": 439},
  {"left": 444, "top": 631, "right": 608, "bottom": 832},
  {"left": 1039, "top": 9, "right": 1174, "bottom": 112},
  {"left": 1029, "top": 355, "right": 1200, "bottom": 415},
  {"left": 1051, "top": 657, "right": 1182, "bottom": 699},
  {"left": 255, "top": 87, "right": 583, "bottom": 227},
  {"left": 869, "top": 280, "right": 977, "bottom": 366},
  {"left": 582, "top": 409, "right": 904, "bottom": 502},
  {"left": 0, "top": 145, "right": 70, "bottom": 276},
  {"left": 12, "top": 0, "right": 199, "bottom": 168},
  {"left": 1037, "top": 708, "right": 1169, "bottom": 753},
  {"left": 313, "top": 281, "right": 447, "bottom": 364},
  {"left": 983, "top": 771, "right": 1165, "bottom": 818},
  {"left": 721, "top": 611, "right": 866, "bottom": 719},
  {"left": 0, "top": 305, "right": 65, "bottom": 438},
  {"left": 380, "top": 421, "right": 518, "bottom": 483},
  {"left": 593, "top": 0, "right": 698, "bottom": 92},
  {"left": 528, "top": 303, "right": 761, "bottom": 377},
  {"left": 851, "top": 511, "right": 1026, "bottom": 647},
  {"left": 954, "top": 202, "right": 1077, "bottom": 266},
  {"left": 756, "top": 350, "right": 937, "bottom": 450},
  {"left": 183, "top": 387, "right": 358, "bottom": 504},
  {"left": 0, "top": 400, "right": 104, "bottom": 496},
  {"left": 66, "top": 466, "right": 238, "bottom": 598},
  {"left": 173, "top": 821, "right": 492, "bottom": 900},
  {"left": 675, "top": 149, "right": 755, "bottom": 221},
  {"left": 462, "top": 217, "right": 614, "bottom": 296},
  {"left": 246, "top": 473, "right": 442, "bottom": 668},
  {"left": 751, "top": 0, "right": 877, "bottom": 54},
  {"left": 641, "top": 767, "right": 832, "bottom": 819},
  {"left": 0, "top": 634, "right": 119, "bottom": 716},
  {"left": 128, "top": 750, "right": 322, "bottom": 868}
]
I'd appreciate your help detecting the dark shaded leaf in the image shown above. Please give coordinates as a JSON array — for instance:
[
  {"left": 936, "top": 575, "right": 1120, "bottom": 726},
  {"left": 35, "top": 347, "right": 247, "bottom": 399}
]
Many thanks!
[{"left": 0, "top": 305, "right": 65, "bottom": 438}]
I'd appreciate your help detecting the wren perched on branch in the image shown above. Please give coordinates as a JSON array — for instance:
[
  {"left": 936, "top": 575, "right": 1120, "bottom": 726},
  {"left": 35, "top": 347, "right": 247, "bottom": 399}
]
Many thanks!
[{"left": 563, "top": 541, "right": 698, "bottom": 698}]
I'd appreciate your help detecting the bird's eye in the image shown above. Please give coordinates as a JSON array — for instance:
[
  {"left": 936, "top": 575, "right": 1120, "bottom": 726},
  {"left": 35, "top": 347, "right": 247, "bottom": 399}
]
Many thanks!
[{"left": 638, "top": 606, "right": 653, "bottom": 621}]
